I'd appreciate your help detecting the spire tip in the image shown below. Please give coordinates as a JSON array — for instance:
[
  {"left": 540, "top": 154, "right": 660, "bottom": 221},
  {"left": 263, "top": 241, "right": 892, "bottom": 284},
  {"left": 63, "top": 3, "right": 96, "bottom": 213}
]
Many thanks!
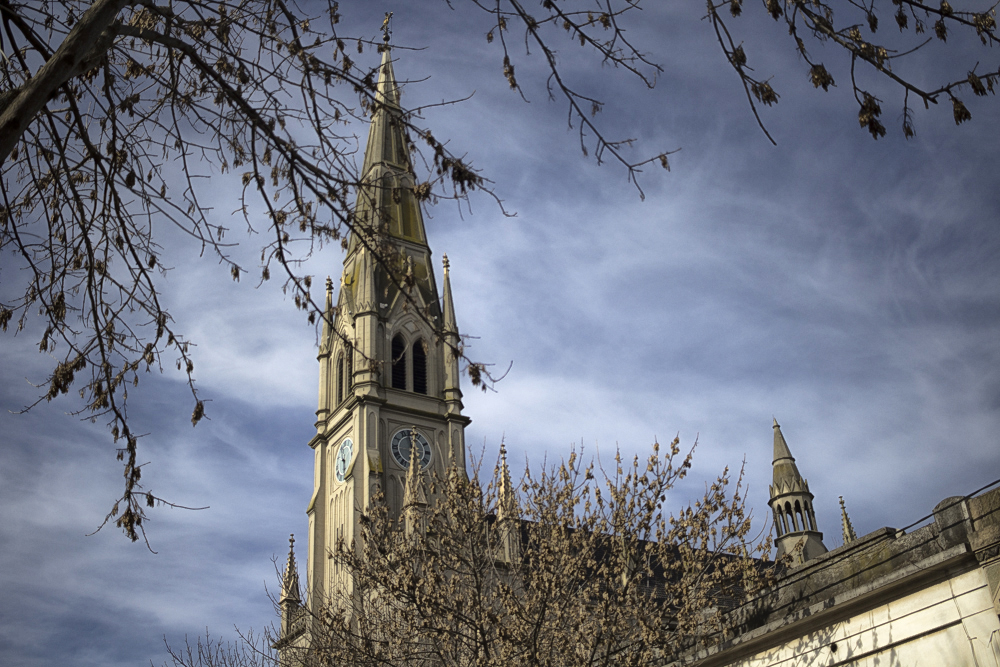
[
  {"left": 381, "top": 12, "right": 393, "bottom": 43},
  {"left": 840, "top": 496, "right": 858, "bottom": 544}
]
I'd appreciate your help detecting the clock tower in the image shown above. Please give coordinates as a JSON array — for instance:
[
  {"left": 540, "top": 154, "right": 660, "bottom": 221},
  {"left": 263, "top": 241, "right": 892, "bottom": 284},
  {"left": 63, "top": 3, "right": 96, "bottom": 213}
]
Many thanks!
[{"left": 303, "top": 43, "right": 470, "bottom": 608}]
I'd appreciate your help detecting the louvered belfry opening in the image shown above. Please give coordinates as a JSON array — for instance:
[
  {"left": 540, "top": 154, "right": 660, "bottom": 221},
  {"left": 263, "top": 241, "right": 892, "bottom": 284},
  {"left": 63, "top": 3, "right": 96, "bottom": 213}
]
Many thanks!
[
  {"left": 412, "top": 339, "right": 427, "bottom": 395},
  {"left": 391, "top": 335, "right": 407, "bottom": 390}
]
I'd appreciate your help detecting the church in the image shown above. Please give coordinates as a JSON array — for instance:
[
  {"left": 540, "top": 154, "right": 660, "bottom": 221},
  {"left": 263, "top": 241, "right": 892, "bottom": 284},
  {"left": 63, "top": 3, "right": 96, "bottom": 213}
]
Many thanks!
[{"left": 275, "top": 39, "right": 1000, "bottom": 666}]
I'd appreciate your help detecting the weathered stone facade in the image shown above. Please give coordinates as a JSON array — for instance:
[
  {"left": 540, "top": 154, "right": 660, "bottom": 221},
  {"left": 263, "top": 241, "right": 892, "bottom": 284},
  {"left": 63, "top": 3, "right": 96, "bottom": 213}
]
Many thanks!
[{"left": 685, "top": 448, "right": 1000, "bottom": 666}]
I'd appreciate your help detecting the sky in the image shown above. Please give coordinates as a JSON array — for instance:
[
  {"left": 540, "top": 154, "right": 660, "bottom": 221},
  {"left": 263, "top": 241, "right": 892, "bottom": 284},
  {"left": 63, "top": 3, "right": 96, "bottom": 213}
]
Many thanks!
[{"left": 2, "top": 1, "right": 1000, "bottom": 665}]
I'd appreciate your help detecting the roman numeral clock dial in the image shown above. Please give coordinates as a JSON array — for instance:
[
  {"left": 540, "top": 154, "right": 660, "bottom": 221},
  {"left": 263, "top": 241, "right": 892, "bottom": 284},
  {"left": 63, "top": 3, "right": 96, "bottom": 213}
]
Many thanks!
[
  {"left": 335, "top": 438, "right": 354, "bottom": 482},
  {"left": 390, "top": 429, "right": 431, "bottom": 469}
]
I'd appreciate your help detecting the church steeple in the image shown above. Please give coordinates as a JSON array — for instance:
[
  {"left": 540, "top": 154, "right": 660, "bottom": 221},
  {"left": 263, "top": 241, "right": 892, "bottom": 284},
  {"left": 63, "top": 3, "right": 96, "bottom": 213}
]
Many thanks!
[
  {"left": 768, "top": 419, "right": 827, "bottom": 565},
  {"left": 302, "top": 41, "right": 470, "bottom": 619},
  {"left": 347, "top": 44, "right": 429, "bottom": 257}
]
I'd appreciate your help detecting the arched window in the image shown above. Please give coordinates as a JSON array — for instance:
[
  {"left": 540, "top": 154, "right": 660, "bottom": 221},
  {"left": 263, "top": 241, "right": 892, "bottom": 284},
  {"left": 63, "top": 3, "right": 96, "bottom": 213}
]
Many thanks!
[
  {"left": 346, "top": 343, "right": 354, "bottom": 390},
  {"left": 785, "top": 502, "right": 798, "bottom": 531},
  {"left": 412, "top": 339, "right": 427, "bottom": 395},
  {"left": 794, "top": 501, "right": 805, "bottom": 533},
  {"left": 336, "top": 353, "right": 344, "bottom": 405},
  {"left": 391, "top": 335, "right": 407, "bottom": 390}
]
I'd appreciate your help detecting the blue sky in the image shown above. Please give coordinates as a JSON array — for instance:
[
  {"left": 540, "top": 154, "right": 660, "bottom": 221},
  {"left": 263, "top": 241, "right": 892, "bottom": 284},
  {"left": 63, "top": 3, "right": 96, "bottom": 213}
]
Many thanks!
[{"left": 2, "top": 1, "right": 999, "bottom": 665}]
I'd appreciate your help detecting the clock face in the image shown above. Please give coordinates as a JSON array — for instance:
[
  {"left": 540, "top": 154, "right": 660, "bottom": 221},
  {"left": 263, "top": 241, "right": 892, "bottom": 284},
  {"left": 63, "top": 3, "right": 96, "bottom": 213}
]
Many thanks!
[
  {"left": 390, "top": 429, "right": 431, "bottom": 470},
  {"left": 335, "top": 438, "right": 354, "bottom": 482}
]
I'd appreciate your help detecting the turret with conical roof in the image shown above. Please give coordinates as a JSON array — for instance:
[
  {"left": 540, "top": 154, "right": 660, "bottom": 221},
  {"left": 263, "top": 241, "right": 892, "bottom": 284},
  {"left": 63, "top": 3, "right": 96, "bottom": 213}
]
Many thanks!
[{"left": 768, "top": 419, "right": 827, "bottom": 565}]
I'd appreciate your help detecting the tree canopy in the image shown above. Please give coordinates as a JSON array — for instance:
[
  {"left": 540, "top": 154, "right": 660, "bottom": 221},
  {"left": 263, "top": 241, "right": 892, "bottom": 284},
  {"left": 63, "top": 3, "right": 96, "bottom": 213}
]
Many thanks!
[
  {"left": 1, "top": 0, "right": 997, "bottom": 542},
  {"left": 166, "top": 440, "right": 775, "bottom": 667}
]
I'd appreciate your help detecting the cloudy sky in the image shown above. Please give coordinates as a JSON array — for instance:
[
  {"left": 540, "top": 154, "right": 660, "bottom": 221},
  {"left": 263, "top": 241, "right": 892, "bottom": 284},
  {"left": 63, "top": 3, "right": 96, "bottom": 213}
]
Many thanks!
[{"left": 2, "top": 1, "right": 1000, "bottom": 665}]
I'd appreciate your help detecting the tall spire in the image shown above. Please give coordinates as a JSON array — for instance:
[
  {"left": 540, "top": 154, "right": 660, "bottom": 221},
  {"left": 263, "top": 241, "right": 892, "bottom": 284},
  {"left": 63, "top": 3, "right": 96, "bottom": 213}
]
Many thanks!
[
  {"left": 768, "top": 419, "right": 827, "bottom": 565},
  {"left": 840, "top": 496, "right": 858, "bottom": 545},
  {"left": 342, "top": 44, "right": 440, "bottom": 326},
  {"left": 348, "top": 43, "right": 428, "bottom": 254},
  {"left": 360, "top": 46, "right": 407, "bottom": 175}
]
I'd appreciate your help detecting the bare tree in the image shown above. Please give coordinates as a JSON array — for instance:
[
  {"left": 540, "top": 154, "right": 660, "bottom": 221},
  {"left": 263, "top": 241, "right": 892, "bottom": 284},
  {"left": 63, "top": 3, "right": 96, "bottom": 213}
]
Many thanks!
[
  {"left": 297, "top": 439, "right": 774, "bottom": 667},
  {"left": 1, "top": 0, "right": 996, "bottom": 542}
]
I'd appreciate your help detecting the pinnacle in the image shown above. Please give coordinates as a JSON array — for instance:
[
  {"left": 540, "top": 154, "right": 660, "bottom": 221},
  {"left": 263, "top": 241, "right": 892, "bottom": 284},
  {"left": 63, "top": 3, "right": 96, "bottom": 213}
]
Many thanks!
[
  {"left": 403, "top": 428, "right": 428, "bottom": 508},
  {"left": 280, "top": 533, "right": 300, "bottom": 603},
  {"left": 840, "top": 496, "right": 858, "bottom": 544}
]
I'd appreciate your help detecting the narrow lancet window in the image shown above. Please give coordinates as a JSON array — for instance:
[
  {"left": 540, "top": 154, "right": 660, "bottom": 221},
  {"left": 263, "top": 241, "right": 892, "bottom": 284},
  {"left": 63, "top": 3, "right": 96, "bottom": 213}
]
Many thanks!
[
  {"left": 786, "top": 502, "right": 797, "bottom": 531},
  {"left": 412, "top": 339, "right": 427, "bottom": 395},
  {"left": 336, "top": 354, "right": 344, "bottom": 405},
  {"left": 346, "top": 343, "right": 354, "bottom": 390},
  {"left": 391, "top": 335, "right": 407, "bottom": 390}
]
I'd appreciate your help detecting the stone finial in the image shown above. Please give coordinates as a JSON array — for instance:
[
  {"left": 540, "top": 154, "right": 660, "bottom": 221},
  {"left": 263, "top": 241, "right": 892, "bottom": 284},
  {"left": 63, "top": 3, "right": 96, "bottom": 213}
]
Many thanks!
[
  {"left": 442, "top": 253, "right": 450, "bottom": 273},
  {"left": 840, "top": 496, "right": 858, "bottom": 545}
]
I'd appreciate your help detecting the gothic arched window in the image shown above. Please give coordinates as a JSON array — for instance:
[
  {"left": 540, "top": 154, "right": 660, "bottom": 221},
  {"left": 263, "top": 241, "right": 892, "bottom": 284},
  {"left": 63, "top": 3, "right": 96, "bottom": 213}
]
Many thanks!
[
  {"left": 412, "top": 339, "right": 427, "bottom": 395},
  {"left": 346, "top": 343, "right": 354, "bottom": 390},
  {"left": 785, "top": 502, "right": 797, "bottom": 531},
  {"left": 391, "top": 335, "right": 407, "bottom": 390},
  {"left": 336, "top": 353, "right": 345, "bottom": 405}
]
